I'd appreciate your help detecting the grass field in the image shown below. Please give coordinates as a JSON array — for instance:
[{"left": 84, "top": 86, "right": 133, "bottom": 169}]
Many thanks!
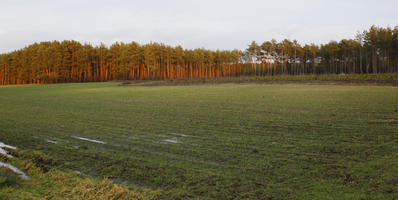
[{"left": 0, "top": 81, "right": 397, "bottom": 199}]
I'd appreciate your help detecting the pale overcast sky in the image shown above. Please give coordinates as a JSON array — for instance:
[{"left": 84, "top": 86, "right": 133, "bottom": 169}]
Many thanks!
[{"left": 0, "top": 0, "right": 397, "bottom": 53}]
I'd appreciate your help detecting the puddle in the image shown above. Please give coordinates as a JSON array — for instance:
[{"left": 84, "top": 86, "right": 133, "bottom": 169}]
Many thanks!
[
  {"left": 0, "top": 142, "right": 17, "bottom": 158},
  {"left": 0, "top": 141, "right": 29, "bottom": 179},
  {"left": 72, "top": 136, "right": 106, "bottom": 144},
  {"left": 170, "top": 133, "right": 188, "bottom": 137},
  {"left": 0, "top": 142, "right": 17, "bottom": 150},
  {"left": 160, "top": 133, "right": 188, "bottom": 144},
  {"left": 0, "top": 149, "right": 12, "bottom": 158},
  {"left": 0, "top": 161, "right": 29, "bottom": 179},
  {"left": 45, "top": 139, "right": 58, "bottom": 144},
  {"left": 163, "top": 138, "right": 180, "bottom": 144}
]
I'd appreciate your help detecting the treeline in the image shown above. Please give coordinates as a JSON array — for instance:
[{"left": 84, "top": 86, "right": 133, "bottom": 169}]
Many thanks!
[{"left": 0, "top": 25, "right": 397, "bottom": 85}]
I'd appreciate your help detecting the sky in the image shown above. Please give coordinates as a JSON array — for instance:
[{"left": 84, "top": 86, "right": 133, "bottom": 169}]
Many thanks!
[{"left": 0, "top": 0, "right": 397, "bottom": 53}]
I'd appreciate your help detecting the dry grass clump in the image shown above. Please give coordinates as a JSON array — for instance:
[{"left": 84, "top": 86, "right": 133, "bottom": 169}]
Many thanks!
[{"left": 51, "top": 176, "right": 156, "bottom": 200}]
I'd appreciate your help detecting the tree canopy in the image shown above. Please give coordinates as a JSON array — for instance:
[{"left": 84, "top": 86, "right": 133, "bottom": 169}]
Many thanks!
[{"left": 0, "top": 25, "right": 397, "bottom": 85}]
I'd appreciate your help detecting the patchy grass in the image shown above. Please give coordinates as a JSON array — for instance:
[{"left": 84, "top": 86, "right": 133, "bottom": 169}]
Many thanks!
[
  {"left": 0, "top": 80, "right": 397, "bottom": 199},
  {"left": 0, "top": 151, "right": 158, "bottom": 200}
]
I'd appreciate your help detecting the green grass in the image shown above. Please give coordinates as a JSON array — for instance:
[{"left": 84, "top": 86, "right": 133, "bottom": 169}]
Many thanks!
[
  {"left": 120, "top": 73, "right": 398, "bottom": 86},
  {"left": 0, "top": 81, "right": 397, "bottom": 199}
]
